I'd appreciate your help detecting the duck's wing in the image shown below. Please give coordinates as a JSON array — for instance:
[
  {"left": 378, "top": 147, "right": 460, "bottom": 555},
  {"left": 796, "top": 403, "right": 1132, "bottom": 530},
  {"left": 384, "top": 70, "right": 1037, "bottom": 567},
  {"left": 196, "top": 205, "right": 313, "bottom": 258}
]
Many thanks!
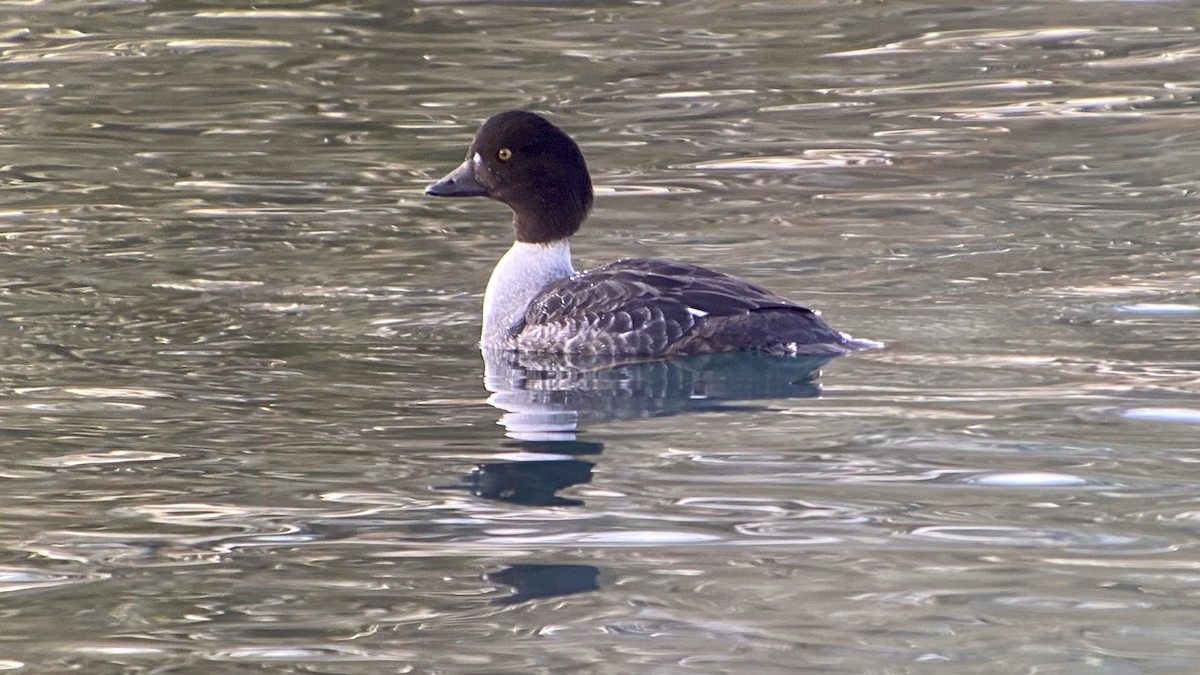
[{"left": 511, "top": 258, "right": 841, "bottom": 356}]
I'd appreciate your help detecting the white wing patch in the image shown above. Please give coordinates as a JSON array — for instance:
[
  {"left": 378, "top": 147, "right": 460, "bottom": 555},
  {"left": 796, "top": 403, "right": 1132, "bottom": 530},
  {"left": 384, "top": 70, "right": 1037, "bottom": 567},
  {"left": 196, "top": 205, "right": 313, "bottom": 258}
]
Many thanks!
[{"left": 685, "top": 307, "right": 708, "bottom": 318}]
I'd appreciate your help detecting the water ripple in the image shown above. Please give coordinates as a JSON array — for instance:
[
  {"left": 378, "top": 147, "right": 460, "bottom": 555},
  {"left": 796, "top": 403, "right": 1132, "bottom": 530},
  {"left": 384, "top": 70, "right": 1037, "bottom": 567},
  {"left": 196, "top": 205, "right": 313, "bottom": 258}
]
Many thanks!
[
  {"left": 693, "top": 150, "right": 893, "bottom": 171},
  {"left": 596, "top": 184, "right": 701, "bottom": 196},
  {"left": 0, "top": 567, "right": 107, "bottom": 594},
  {"left": 35, "top": 450, "right": 181, "bottom": 468},
  {"left": 942, "top": 93, "right": 1178, "bottom": 121},
  {"left": 481, "top": 531, "right": 722, "bottom": 546},
  {"left": 909, "top": 526, "right": 1149, "bottom": 549},
  {"left": 963, "top": 472, "right": 1091, "bottom": 488},
  {"left": 194, "top": 9, "right": 383, "bottom": 20},
  {"left": 828, "top": 26, "right": 1168, "bottom": 57},
  {"left": 1123, "top": 408, "right": 1200, "bottom": 425}
]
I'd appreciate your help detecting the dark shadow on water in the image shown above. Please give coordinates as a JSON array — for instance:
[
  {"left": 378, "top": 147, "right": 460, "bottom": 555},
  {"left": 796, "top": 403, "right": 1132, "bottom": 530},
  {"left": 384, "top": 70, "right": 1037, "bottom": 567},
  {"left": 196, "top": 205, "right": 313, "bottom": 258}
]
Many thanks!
[
  {"left": 439, "top": 350, "right": 838, "bottom": 508},
  {"left": 467, "top": 454, "right": 597, "bottom": 507},
  {"left": 486, "top": 563, "right": 601, "bottom": 605},
  {"left": 434, "top": 438, "right": 602, "bottom": 507}
]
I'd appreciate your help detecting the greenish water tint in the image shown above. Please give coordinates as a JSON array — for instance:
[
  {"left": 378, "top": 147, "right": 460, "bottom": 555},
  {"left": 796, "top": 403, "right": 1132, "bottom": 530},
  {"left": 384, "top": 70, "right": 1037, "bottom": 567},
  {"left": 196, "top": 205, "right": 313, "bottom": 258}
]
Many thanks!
[{"left": 0, "top": 1, "right": 1198, "bottom": 672}]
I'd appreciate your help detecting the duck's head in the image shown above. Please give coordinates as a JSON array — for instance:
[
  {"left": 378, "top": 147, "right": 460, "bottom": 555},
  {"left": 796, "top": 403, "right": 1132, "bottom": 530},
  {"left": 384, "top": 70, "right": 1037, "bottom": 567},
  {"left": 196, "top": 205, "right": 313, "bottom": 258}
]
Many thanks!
[{"left": 426, "top": 110, "right": 594, "bottom": 244}]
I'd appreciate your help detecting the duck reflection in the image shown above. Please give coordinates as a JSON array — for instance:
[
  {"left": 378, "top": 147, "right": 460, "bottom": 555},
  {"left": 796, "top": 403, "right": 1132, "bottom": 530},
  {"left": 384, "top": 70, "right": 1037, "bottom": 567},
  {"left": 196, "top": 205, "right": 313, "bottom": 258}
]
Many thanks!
[
  {"left": 466, "top": 440, "right": 600, "bottom": 507},
  {"left": 454, "top": 350, "right": 835, "bottom": 508},
  {"left": 484, "top": 349, "right": 832, "bottom": 441},
  {"left": 461, "top": 352, "right": 837, "bottom": 605},
  {"left": 486, "top": 563, "right": 601, "bottom": 605}
]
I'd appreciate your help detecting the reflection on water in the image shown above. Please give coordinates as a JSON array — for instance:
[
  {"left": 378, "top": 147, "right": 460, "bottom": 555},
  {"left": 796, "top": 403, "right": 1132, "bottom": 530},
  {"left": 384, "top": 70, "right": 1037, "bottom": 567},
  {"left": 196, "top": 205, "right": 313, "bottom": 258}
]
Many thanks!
[
  {"left": 465, "top": 457, "right": 595, "bottom": 507},
  {"left": 484, "top": 350, "right": 829, "bottom": 440},
  {"left": 486, "top": 564, "right": 601, "bottom": 605},
  {"left": 451, "top": 351, "right": 832, "bottom": 508},
  {"left": 440, "top": 350, "right": 838, "bottom": 603},
  {"left": 1, "top": 0, "right": 1199, "bottom": 671}
]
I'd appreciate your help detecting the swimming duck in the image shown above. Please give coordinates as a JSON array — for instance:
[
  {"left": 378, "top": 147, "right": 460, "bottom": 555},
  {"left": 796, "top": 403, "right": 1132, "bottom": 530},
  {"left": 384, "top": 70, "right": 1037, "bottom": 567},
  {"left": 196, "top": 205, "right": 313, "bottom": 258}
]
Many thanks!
[{"left": 426, "top": 110, "right": 873, "bottom": 357}]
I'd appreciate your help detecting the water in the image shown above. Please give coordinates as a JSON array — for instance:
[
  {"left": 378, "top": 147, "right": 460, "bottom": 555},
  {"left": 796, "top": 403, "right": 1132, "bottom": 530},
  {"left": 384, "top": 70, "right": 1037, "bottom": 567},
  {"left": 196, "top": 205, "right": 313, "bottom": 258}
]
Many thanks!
[{"left": 1, "top": 0, "right": 1198, "bottom": 672}]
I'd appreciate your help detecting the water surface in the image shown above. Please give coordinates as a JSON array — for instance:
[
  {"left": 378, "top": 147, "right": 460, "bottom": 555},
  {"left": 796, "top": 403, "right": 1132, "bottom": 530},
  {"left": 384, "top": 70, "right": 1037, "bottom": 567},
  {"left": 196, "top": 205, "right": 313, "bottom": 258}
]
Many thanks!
[{"left": 1, "top": 1, "right": 1198, "bottom": 672}]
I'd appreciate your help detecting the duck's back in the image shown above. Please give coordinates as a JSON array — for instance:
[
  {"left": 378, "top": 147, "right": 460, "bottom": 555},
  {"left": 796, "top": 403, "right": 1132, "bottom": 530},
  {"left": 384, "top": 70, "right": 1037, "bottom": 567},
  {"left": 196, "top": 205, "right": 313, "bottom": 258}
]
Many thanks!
[{"left": 510, "top": 258, "right": 860, "bottom": 356}]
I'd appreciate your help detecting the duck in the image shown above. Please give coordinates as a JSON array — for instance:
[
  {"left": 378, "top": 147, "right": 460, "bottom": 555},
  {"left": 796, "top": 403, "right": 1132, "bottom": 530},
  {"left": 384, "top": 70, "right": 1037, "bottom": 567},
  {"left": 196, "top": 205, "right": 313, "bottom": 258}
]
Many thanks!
[{"left": 425, "top": 110, "right": 875, "bottom": 357}]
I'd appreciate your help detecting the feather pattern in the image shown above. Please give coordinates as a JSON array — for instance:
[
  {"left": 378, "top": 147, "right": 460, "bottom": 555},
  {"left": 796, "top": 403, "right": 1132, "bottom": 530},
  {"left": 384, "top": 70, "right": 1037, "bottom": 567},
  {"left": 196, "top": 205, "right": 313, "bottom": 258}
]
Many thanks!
[{"left": 510, "top": 258, "right": 857, "bottom": 356}]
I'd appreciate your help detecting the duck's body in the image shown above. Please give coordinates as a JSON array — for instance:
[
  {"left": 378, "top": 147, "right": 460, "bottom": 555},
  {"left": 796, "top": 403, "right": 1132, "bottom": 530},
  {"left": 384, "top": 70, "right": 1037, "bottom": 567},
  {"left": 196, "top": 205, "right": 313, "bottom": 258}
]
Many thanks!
[{"left": 427, "top": 110, "right": 873, "bottom": 357}]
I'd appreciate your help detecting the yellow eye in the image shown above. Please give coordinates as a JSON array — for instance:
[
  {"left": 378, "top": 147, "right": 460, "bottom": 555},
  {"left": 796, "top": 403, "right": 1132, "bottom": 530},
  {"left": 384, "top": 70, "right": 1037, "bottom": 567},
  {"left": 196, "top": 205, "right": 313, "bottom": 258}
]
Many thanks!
[{"left": 497, "top": 148, "right": 512, "bottom": 161}]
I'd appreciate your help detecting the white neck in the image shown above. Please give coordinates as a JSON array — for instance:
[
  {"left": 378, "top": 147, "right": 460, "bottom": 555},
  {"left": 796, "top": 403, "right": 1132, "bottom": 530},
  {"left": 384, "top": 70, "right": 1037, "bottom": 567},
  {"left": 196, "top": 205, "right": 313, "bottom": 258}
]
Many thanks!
[{"left": 482, "top": 240, "right": 574, "bottom": 349}]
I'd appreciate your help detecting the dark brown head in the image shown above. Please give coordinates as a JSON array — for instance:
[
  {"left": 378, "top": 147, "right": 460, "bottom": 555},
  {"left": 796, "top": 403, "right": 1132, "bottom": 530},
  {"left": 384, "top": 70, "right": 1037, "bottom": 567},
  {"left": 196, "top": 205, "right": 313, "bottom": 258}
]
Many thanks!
[{"left": 426, "top": 111, "right": 594, "bottom": 244}]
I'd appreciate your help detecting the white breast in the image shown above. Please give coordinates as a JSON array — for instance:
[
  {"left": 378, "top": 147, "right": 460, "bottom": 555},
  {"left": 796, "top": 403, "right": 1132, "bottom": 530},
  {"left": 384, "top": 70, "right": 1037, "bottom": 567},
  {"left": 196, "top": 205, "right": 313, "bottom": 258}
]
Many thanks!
[{"left": 482, "top": 240, "right": 575, "bottom": 349}]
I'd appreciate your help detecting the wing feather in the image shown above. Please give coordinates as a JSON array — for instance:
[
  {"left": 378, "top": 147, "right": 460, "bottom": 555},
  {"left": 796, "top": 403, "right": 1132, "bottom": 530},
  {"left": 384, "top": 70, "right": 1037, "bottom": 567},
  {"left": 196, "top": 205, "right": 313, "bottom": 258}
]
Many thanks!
[{"left": 511, "top": 258, "right": 823, "bottom": 355}]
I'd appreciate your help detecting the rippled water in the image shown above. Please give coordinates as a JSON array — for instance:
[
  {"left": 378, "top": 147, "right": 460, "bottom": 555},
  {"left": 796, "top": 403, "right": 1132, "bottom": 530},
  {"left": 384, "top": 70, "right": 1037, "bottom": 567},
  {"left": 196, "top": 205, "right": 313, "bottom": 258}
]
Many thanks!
[{"left": 2, "top": 1, "right": 1198, "bottom": 672}]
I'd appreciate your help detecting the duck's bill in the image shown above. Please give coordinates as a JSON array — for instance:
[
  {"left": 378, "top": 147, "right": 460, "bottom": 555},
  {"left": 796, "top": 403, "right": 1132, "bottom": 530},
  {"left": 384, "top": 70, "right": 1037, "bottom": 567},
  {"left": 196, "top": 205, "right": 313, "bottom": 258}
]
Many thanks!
[{"left": 425, "top": 159, "right": 488, "bottom": 197}]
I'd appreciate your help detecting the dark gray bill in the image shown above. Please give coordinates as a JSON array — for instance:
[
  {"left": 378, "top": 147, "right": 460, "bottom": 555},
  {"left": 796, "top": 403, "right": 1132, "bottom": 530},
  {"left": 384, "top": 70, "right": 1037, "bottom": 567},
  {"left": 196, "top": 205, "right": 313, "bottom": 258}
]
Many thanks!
[{"left": 425, "top": 158, "right": 487, "bottom": 197}]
